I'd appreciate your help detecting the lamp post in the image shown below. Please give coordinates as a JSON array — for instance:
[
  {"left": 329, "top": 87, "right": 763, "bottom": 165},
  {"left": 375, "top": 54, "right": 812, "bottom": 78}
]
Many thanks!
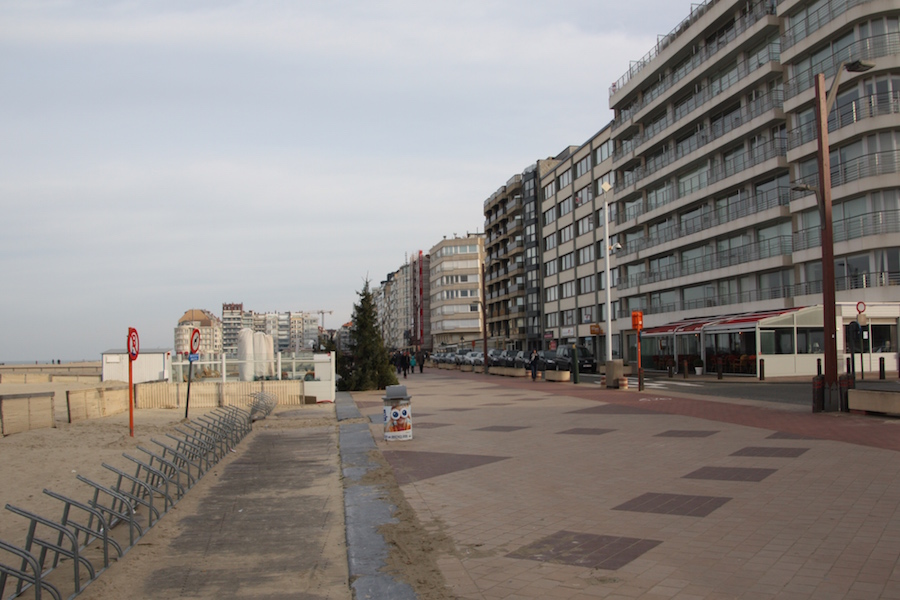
[
  {"left": 481, "top": 261, "right": 488, "bottom": 375},
  {"left": 795, "top": 60, "right": 873, "bottom": 411},
  {"left": 600, "top": 181, "right": 614, "bottom": 364}
]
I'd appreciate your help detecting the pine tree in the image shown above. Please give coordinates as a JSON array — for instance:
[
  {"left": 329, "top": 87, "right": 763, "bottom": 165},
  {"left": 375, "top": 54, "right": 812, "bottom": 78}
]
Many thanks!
[{"left": 346, "top": 280, "right": 398, "bottom": 391}]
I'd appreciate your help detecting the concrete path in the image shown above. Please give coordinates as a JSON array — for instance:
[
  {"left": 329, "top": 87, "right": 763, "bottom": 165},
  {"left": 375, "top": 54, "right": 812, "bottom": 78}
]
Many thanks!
[{"left": 360, "top": 370, "right": 900, "bottom": 599}]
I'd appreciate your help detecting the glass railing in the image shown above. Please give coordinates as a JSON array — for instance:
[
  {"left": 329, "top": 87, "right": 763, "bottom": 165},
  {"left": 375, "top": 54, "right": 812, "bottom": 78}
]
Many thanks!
[
  {"left": 611, "top": 0, "right": 774, "bottom": 126},
  {"left": 788, "top": 91, "right": 900, "bottom": 149},
  {"left": 785, "top": 33, "right": 900, "bottom": 100},
  {"left": 782, "top": 0, "right": 873, "bottom": 50},
  {"left": 619, "top": 235, "right": 793, "bottom": 289}
]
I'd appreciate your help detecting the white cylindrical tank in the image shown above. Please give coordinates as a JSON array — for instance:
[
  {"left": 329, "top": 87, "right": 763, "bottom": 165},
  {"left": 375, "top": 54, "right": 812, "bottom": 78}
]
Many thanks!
[{"left": 238, "top": 329, "right": 255, "bottom": 382}]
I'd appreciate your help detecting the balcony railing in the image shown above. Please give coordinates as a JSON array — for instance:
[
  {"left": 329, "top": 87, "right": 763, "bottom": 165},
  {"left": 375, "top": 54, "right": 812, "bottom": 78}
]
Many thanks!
[
  {"left": 785, "top": 32, "right": 900, "bottom": 100},
  {"left": 619, "top": 235, "right": 793, "bottom": 290},
  {"left": 611, "top": 0, "right": 774, "bottom": 124},
  {"left": 620, "top": 185, "right": 790, "bottom": 256},
  {"left": 782, "top": 0, "right": 873, "bottom": 51},
  {"left": 794, "top": 209, "right": 900, "bottom": 251},
  {"left": 614, "top": 81, "right": 783, "bottom": 195},
  {"left": 788, "top": 91, "right": 900, "bottom": 149},
  {"left": 617, "top": 271, "right": 899, "bottom": 318}
]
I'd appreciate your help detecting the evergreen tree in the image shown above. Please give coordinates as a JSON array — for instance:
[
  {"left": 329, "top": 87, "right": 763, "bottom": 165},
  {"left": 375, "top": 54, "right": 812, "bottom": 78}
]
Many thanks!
[{"left": 346, "top": 280, "right": 398, "bottom": 390}]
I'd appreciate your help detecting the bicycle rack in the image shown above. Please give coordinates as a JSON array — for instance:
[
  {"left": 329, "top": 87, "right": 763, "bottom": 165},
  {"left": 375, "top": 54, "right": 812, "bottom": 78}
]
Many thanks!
[{"left": 0, "top": 397, "right": 272, "bottom": 600}]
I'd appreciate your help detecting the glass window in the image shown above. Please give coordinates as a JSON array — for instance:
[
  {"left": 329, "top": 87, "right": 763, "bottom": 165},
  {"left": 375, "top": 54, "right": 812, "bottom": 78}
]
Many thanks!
[
  {"left": 797, "top": 328, "right": 824, "bottom": 353},
  {"left": 760, "top": 328, "right": 794, "bottom": 354}
]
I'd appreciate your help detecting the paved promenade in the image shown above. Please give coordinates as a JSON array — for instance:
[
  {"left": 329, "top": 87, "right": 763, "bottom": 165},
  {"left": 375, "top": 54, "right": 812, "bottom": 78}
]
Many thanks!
[{"left": 359, "top": 370, "right": 900, "bottom": 599}]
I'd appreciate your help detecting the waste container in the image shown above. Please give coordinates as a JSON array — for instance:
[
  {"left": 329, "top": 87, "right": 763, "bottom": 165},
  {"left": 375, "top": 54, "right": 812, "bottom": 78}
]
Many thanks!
[
  {"left": 812, "top": 375, "right": 824, "bottom": 413},
  {"left": 383, "top": 385, "right": 412, "bottom": 441},
  {"left": 838, "top": 374, "right": 853, "bottom": 413}
]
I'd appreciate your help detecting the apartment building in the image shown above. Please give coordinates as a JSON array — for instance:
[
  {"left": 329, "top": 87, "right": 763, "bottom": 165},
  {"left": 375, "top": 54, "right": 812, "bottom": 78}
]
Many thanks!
[
  {"left": 429, "top": 234, "right": 485, "bottom": 352},
  {"left": 594, "top": 0, "right": 898, "bottom": 375},
  {"left": 538, "top": 130, "right": 618, "bottom": 361},
  {"left": 222, "top": 303, "right": 251, "bottom": 356},
  {"left": 174, "top": 308, "right": 224, "bottom": 356},
  {"left": 484, "top": 174, "right": 526, "bottom": 351}
]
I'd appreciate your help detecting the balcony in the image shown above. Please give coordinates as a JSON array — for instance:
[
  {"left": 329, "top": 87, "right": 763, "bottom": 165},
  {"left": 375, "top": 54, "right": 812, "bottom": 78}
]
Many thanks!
[
  {"left": 788, "top": 90, "right": 900, "bottom": 150},
  {"left": 794, "top": 149, "right": 900, "bottom": 191},
  {"left": 619, "top": 235, "right": 793, "bottom": 290},
  {"left": 782, "top": 0, "right": 874, "bottom": 51},
  {"left": 620, "top": 185, "right": 791, "bottom": 256},
  {"left": 611, "top": 0, "right": 775, "bottom": 125},
  {"left": 794, "top": 209, "right": 900, "bottom": 251},
  {"left": 785, "top": 33, "right": 900, "bottom": 101}
]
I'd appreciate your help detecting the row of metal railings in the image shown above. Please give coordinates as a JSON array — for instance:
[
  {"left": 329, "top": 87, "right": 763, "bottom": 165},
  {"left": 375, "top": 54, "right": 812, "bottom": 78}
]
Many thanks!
[{"left": 0, "top": 392, "right": 278, "bottom": 600}]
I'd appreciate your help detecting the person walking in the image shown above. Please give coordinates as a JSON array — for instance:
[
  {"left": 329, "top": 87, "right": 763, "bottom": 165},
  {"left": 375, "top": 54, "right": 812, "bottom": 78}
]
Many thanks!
[
  {"left": 409, "top": 353, "right": 416, "bottom": 374},
  {"left": 416, "top": 349, "right": 425, "bottom": 373},
  {"left": 529, "top": 349, "right": 540, "bottom": 381},
  {"left": 402, "top": 352, "right": 409, "bottom": 379}
]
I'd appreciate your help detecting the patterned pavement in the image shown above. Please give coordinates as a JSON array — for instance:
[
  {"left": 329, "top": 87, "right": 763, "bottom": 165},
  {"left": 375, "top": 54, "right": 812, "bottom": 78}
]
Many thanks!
[{"left": 359, "top": 370, "right": 900, "bottom": 599}]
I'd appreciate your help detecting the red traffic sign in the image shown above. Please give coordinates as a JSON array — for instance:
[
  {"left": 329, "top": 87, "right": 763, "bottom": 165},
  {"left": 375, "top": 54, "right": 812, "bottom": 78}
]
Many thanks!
[
  {"left": 190, "top": 328, "right": 201, "bottom": 354},
  {"left": 127, "top": 328, "right": 140, "bottom": 361},
  {"left": 856, "top": 301, "right": 866, "bottom": 314}
]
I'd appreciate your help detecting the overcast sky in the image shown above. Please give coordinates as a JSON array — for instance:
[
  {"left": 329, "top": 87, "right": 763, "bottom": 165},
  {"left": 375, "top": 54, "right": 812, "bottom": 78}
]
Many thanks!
[{"left": 1, "top": 0, "right": 698, "bottom": 362}]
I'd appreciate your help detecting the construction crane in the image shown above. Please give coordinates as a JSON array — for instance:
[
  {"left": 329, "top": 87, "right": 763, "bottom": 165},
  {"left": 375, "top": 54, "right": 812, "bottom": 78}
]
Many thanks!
[{"left": 313, "top": 310, "right": 333, "bottom": 329}]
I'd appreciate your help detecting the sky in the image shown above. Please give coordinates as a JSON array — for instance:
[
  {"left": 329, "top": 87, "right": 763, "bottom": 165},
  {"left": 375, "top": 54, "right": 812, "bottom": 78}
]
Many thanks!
[{"left": 0, "top": 0, "right": 699, "bottom": 362}]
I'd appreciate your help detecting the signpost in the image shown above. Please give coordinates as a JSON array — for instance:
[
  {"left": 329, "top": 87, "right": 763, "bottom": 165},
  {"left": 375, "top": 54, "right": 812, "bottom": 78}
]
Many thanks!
[
  {"left": 127, "top": 327, "right": 139, "bottom": 437},
  {"left": 632, "top": 311, "right": 644, "bottom": 391},
  {"left": 185, "top": 328, "right": 200, "bottom": 419}
]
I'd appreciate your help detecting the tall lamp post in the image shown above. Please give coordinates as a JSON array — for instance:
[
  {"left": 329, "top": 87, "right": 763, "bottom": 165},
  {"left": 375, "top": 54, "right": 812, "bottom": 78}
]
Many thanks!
[
  {"left": 793, "top": 60, "right": 873, "bottom": 411},
  {"left": 600, "top": 181, "right": 621, "bottom": 372},
  {"left": 481, "top": 261, "right": 488, "bottom": 375}
]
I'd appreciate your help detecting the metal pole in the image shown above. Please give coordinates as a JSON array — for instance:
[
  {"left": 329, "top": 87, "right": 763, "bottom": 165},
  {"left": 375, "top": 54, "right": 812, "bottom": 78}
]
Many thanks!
[
  {"left": 814, "top": 73, "right": 839, "bottom": 410},
  {"left": 604, "top": 196, "right": 612, "bottom": 364},
  {"left": 185, "top": 361, "right": 193, "bottom": 420},
  {"left": 482, "top": 262, "right": 488, "bottom": 375}
]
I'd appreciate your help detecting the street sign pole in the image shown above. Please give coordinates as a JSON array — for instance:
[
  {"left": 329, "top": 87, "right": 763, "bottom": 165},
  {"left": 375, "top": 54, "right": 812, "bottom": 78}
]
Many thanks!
[
  {"left": 185, "top": 329, "right": 200, "bottom": 420},
  {"left": 127, "top": 327, "right": 140, "bottom": 437}
]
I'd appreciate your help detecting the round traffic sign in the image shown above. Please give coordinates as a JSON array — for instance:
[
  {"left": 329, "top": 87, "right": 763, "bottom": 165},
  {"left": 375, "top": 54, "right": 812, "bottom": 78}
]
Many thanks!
[
  {"left": 127, "top": 328, "right": 140, "bottom": 361},
  {"left": 856, "top": 301, "right": 866, "bottom": 314},
  {"left": 190, "top": 328, "right": 201, "bottom": 354}
]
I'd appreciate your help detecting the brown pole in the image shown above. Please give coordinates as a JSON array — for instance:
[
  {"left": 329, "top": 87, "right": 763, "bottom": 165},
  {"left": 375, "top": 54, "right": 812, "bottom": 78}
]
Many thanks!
[
  {"left": 815, "top": 73, "right": 838, "bottom": 405},
  {"left": 482, "top": 261, "right": 488, "bottom": 375}
]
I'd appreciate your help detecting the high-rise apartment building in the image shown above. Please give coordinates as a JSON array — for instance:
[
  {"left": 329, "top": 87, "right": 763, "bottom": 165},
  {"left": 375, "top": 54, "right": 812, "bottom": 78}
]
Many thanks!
[
  {"left": 586, "top": 0, "right": 898, "bottom": 374},
  {"left": 429, "top": 234, "right": 485, "bottom": 351},
  {"left": 484, "top": 174, "right": 526, "bottom": 351},
  {"left": 538, "top": 132, "right": 617, "bottom": 361}
]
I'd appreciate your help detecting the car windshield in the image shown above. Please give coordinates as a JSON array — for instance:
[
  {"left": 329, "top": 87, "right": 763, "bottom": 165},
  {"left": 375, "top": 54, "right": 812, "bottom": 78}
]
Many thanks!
[{"left": 576, "top": 346, "right": 594, "bottom": 358}]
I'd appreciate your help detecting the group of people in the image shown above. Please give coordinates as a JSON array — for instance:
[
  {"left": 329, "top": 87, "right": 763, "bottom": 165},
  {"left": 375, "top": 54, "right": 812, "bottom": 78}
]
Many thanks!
[{"left": 392, "top": 349, "right": 426, "bottom": 379}]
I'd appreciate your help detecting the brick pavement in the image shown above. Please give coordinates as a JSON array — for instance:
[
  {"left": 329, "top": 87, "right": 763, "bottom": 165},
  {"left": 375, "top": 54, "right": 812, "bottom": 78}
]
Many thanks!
[{"left": 363, "top": 370, "right": 900, "bottom": 600}]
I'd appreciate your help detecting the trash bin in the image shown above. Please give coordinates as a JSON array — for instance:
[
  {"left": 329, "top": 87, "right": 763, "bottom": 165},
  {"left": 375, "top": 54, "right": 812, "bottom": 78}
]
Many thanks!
[
  {"left": 838, "top": 374, "right": 852, "bottom": 413},
  {"left": 812, "top": 375, "right": 824, "bottom": 413},
  {"left": 383, "top": 385, "right": 412, "bottom": 441}
]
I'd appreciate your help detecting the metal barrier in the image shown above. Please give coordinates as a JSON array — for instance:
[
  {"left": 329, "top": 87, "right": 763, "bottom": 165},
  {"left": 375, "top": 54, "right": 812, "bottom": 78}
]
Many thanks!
[{"left": 0, "top": 400, "right": 269, "bottom": 599}]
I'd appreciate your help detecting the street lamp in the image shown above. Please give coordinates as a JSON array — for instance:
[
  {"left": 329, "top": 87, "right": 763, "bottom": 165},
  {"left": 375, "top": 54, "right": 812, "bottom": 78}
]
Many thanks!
[
  {"left": 795, "top": 59, "right": 874, "bottom": 411},
  {"left": 600, "top": 181, "right": 620, "bottom": 369}
]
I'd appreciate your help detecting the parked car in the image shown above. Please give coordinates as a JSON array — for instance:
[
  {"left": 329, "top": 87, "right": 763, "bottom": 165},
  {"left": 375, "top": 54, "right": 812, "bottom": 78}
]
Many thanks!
[
  {"left": 454, "top": 349, "right": 470, "bottom": 365},
  {"left": 554, "top": 345, "right": 597, "bottom": 373},
  {"left": 464, "top": 351, "right": 484, "bottom": 366},
  {"left": 493, "top": 349, "right": 512, "bottom": 367},
  {"left": 487, "top": 349, "right": 503, "bottom": 367},
  {"left": 535, "top": 350, "right": 557, "bottom": 371},
  {"left": 511, "top": 351, "right": 528, "bottom": 369}
]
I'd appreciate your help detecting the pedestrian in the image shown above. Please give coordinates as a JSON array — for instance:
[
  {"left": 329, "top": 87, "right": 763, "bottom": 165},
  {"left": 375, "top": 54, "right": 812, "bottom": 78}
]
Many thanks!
[
  {"left": 410, "top": 353, "right": 416, "bottom": 374},
  {"left": 529, "top": 349, "right": 539, "bottom": 381},
  {"left": 402, "top": 352, "right": 409, "bottom": 379},
  {"left": 416, "top": 349, "right": 425, "bottom": 373}
]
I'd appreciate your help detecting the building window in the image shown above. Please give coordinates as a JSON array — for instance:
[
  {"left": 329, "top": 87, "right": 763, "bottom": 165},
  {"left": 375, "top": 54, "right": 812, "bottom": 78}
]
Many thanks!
[
  {"left": 544, "top": 260, "right": 558, "bottom": 277},
  {"left": 576, "top": 156, "right": 591, "bottom": 180},
  {"left": 558, "top": 196, "right": 574, "bottom": 217},
  {"left": 559, "top": 224, "right": 574, "bottom": 244},
  {"left": 543, "top": 207, "right": 556, "bottom": 226},
  {"left": 543, "top": 180, "right": 557, "bottom": 198},
  {"left": 560, "top": 252, "right": 575, "bottom": 271},
  {"left": 545, "top": 286, "right": 559, "bottom": 302},
  {"left": 577, "top": 215, "right": 594, "bottom": 237},
  {"left": 543, "top": 233, "right": 557, "bottom": 251},
  {"left": 561, "top": 280, "right": 576, "bottom": 298},
  {"left": 562, "top": 309, "right": 576, "bottom": 326},
  {"left": 577, "top": 244, "right": 595, "bottom": 265},
  {"left": 580, "top": 306, "right": 595, "bottom": 324},
  {"left": 545, "top": 312, "right": 560, "bottom": 328},
  {"left": 578, "top": 275, "right": 596, "bottom": 295},
  {"left": 558, "top": 169, "right": 572, "bottom": 189}
]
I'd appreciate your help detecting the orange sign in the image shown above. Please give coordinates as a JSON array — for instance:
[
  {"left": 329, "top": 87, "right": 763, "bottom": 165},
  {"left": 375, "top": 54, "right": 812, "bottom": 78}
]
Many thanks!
[
  {"left": 631, "top": 311, "right": 643, "bottom": 331},
  {"left": 590, "top": 324, "right": 602, "bottom": 335}
]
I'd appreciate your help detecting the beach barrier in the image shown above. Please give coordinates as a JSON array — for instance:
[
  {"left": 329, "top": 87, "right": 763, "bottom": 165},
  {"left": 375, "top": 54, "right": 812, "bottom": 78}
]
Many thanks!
[{"left": 0, "top": 401, "right": 271, "bottom": 600}]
